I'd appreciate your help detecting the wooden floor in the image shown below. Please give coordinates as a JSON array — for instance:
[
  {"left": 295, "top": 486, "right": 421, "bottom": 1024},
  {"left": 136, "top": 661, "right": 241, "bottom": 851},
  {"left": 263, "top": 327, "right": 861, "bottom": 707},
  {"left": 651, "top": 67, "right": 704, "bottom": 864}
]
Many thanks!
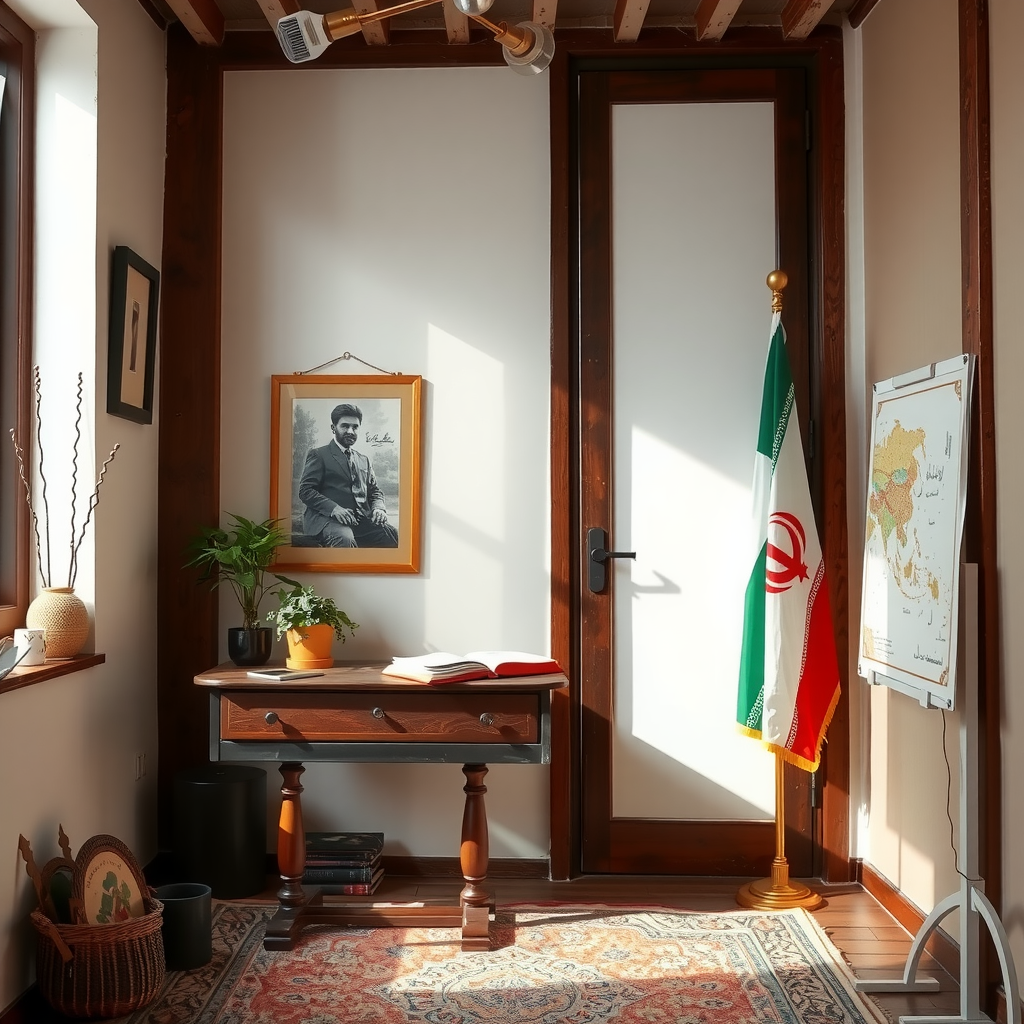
[{"left": 7, "top": 875, "right": 959, "bottom": 1023}]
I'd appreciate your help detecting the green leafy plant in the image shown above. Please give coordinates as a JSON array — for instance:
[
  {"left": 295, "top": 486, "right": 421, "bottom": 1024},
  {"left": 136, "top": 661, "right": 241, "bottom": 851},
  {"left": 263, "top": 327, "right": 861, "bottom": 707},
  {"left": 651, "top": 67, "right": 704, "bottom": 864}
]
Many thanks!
[
  {"left": 268, "top": 582, "right": 359, "bottom": 642},
  {"left": 186, "top": 513, "right": 295, "bottom": 629}
]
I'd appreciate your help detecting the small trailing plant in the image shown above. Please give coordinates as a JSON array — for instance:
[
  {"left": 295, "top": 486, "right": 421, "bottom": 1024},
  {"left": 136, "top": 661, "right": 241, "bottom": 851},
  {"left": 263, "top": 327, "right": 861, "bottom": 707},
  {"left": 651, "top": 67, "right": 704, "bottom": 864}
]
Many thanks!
[
  {"left": 186, "top": 513, "right": 294, "bottom": 630},
  {"left": 268, "top": 582, "right": 358, "bottom": 643},
  {"left": 9, "top": 368, "right": 120, "bottom": 589}
]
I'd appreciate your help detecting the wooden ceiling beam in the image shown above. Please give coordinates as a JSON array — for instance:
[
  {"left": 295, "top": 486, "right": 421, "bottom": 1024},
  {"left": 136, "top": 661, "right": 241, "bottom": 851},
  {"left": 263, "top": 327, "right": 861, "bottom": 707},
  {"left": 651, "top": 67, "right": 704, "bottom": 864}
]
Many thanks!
[
  {"left": 162, "top": 0, "right": 224, "bottom": 45},
  {"left": 612, "top": 0, "right": 652, "bottom": 42},
  {"left": 135, "top": 0, "right": 170, "bottom": 30},
  {"left": 847, "top": 0, "right": 883, "bottom": 28},
  {"left": 694, "top": 0, "right": 742, "bottom": 41},
  {"left": 780, "top": 0, "right": 838, "bottom": 39},
  {"left": 442, "top": 0, "right": 470, "bottom": 43},
  {"left": 254, "top": 0, "right": 300, "bottom": 32},
  {"left": 352, "top": 0, "right": 391, "bottom": 45},
  {"left": 532, "top": 0, "right": 558, "bottom": 29}
]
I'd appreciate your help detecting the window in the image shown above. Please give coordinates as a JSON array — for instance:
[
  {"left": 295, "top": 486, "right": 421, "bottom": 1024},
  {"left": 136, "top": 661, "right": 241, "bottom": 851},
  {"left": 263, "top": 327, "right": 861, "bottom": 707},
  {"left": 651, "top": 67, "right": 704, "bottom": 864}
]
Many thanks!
[{"left": 0, "top": 1, "right": 34, "bottom": 637}]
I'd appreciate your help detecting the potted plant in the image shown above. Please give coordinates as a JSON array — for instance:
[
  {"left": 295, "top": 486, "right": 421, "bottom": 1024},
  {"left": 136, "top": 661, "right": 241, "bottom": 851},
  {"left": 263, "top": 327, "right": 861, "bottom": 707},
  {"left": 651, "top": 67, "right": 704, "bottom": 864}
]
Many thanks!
[
  {"left": 186, "top": 513, "right": 294, "bottom": 666},
  {"left": 268, "top": 583, "right": 358, "bottom": 669}
]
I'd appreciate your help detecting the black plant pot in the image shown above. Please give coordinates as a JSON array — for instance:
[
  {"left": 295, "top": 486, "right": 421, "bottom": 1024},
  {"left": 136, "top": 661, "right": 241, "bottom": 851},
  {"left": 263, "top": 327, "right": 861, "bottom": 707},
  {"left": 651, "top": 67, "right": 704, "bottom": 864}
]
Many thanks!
[{"left": 227, "top": 627, "right": 273, "bottom": 667}]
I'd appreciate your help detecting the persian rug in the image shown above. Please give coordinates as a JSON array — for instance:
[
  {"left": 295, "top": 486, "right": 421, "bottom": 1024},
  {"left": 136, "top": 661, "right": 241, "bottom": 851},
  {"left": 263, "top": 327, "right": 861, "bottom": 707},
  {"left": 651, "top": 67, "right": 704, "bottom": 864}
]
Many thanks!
[{"left": 115, "top": 902, "right": 886, "bottom": 1024}]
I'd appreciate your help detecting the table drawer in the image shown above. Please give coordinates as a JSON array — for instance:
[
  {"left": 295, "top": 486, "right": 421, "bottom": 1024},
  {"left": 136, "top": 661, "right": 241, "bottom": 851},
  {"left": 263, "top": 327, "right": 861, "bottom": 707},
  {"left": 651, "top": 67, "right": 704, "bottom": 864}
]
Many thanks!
[{"left": 221, "top": 692, "right": 540, "bottom": 743}]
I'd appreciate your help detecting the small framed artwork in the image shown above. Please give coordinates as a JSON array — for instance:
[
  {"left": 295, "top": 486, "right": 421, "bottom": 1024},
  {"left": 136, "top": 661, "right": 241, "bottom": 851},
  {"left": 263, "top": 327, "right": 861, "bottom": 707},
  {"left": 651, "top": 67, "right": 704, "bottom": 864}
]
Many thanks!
[
  {"left": 107, "top": 245, "right": 159, "bottom": 424},
  {"left": 71, "top": 834, "right": 148, "bottom": 924},
  {"left": 270, "top": 374, "right": 422, "bottom": 573}
]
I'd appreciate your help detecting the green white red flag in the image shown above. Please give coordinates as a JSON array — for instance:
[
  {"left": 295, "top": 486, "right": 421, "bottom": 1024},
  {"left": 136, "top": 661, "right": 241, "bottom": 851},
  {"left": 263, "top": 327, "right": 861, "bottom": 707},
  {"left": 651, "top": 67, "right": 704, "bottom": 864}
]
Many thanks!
[{"left": 736, "top": 311, "right": 840, "bottom": 772}]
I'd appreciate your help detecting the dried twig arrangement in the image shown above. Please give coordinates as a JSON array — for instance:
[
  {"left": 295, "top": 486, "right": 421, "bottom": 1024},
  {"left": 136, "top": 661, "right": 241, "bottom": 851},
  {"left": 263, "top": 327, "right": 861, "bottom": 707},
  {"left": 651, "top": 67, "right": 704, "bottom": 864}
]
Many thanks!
[{"left": 9, "top": 367, "right": 120, "bottom": 589}]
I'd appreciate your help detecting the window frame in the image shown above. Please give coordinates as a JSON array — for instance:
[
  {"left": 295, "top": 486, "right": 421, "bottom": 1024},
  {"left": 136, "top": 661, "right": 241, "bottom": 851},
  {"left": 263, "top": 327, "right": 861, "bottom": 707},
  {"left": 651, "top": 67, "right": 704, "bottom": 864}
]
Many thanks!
[{"left": 0, "top": 0, "right": 35, "bottom": 638}]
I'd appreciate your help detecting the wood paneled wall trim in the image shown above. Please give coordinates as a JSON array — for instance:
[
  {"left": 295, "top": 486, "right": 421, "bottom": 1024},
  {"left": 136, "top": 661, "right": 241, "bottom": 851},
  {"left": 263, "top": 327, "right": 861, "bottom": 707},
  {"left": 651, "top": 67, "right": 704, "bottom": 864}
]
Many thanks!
[
  {"left": 160, "top": 23, "right": 848, "bottom": 876},
  {"left": 857, "top": 859, "right": 960, "bottom": 980},
  {"left": 157, "top": 25, "right": 224, "bottom": 845},
  {"left": 958, "top": 0, "right": 998, "bottom": 1006}
]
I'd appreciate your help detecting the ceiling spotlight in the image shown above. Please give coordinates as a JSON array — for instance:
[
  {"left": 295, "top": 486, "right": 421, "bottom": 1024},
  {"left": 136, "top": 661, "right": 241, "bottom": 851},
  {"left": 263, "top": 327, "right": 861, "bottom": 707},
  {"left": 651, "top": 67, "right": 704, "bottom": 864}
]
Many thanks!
[
  {"left": 276, "top": 5, "right": 555, "bottom": 73},
  {"left": 451, "top": 0, "right": 497, "bottom": 15},
  {"left": 277, "top": 10, "right": 332, "bottom": 63},
  {"left": 470, "top": 17, "right": 555, "bottom": 75}
]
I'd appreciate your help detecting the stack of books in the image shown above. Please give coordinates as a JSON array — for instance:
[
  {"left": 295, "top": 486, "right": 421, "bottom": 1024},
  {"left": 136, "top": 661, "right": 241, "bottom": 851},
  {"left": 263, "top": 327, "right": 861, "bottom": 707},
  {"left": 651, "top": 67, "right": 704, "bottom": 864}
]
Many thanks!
[{"left": 301, "top": 831, "right": 384, "bottom": 894}]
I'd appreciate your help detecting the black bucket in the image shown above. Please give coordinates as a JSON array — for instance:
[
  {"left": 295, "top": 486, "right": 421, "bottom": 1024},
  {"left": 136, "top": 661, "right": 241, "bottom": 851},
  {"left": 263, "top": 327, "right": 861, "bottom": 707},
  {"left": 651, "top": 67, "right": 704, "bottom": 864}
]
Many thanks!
[{"left": 155, "top": 882, "right": 212, "bottom": 971}]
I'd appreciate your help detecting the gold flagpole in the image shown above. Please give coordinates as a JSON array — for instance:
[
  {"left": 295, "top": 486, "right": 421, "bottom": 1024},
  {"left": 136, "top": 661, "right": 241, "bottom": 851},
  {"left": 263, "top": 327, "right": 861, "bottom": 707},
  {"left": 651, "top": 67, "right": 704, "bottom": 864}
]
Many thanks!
[
  {"left": 736, "top": 753, "right": 821, "bottom": 909},
  {"left": 736, "top": 270, "right": 822, "bottom": 913}
]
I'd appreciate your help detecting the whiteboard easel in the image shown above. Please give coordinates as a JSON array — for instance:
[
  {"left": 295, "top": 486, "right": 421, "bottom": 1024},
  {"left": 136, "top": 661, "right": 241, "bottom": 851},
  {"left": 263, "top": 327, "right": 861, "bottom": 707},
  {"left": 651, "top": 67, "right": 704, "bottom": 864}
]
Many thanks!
[
  {"left": 857, "top": 565, "right": 1020, "bottom": 1024},
  {"left": 859, "top": 354, "right": 973, "bottom": 711}
]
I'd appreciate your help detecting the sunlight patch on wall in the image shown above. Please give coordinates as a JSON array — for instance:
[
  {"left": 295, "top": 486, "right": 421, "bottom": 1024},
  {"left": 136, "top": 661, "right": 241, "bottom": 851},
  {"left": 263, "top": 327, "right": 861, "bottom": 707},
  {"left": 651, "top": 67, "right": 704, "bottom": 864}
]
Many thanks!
[
  {"left": 44, "top": 93, "right": 95, "bottom": 347},
  {"left": 427, "top": 323, "right": 506, "bottom": 538},
  {"left": 613, "top": 425, "right": 776, "bottom": 818},
  {"left": 33, "top": 26, "right": 98, "bottom": 597},
  {"left": 426, "top": 523, "right": 504, "bottom": 645}
]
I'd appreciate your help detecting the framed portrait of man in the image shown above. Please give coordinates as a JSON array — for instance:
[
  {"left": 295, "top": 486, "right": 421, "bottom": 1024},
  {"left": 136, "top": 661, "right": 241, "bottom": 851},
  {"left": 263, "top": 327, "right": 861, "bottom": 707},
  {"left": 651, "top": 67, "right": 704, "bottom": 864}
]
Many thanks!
[{"left": 270, "top": 374, "right": 422, "bottom": 573}]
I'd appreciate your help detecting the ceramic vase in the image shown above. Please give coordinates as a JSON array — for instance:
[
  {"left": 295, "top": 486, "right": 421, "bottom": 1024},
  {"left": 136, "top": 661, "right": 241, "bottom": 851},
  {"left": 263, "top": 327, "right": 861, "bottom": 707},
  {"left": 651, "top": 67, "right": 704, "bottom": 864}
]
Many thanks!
[
  {"left": 25, "top": 587, "right": 89, "bottom": 660},
  {"left": 285, "top": 624, "right": 335, "bottom": 669}
]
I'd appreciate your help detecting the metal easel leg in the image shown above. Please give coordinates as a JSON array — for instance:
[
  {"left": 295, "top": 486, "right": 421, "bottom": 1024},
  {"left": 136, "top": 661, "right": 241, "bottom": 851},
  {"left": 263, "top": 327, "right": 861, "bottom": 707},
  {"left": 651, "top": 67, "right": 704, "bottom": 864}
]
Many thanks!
[{"left": 854, "top": 567, "right": 1020, "bottom": 1024}]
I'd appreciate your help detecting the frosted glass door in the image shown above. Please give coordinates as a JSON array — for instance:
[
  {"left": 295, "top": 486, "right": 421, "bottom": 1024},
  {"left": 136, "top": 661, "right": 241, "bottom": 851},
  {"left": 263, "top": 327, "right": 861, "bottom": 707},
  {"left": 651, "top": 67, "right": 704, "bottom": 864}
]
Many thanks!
[{"left": 609, "top": 102, "right": 778, "bottom": 820}]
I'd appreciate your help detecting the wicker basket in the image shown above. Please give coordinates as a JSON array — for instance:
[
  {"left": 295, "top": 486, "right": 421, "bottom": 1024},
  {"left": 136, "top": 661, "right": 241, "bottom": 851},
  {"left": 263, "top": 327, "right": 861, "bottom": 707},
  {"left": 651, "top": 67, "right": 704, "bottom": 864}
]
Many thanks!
[{"left": 31, "top": 893, "right": 165, "bottom": 1018}]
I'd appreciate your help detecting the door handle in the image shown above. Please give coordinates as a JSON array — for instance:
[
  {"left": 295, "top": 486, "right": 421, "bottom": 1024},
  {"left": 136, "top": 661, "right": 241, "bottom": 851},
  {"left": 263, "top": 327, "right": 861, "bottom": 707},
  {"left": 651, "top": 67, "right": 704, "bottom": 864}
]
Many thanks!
[{"left": 587, "top": 527, "right": 636, "bottom": 593}]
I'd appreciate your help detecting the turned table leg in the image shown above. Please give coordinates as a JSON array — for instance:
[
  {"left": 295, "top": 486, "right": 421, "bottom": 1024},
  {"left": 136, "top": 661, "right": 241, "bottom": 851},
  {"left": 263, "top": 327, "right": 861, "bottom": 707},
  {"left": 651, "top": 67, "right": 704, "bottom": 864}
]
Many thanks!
[
  {"left": 460, "top": 763, "right": 491, "bottom": 950},
  {"left": 265, "top": 761, "right": 308, "bottom": 949}
]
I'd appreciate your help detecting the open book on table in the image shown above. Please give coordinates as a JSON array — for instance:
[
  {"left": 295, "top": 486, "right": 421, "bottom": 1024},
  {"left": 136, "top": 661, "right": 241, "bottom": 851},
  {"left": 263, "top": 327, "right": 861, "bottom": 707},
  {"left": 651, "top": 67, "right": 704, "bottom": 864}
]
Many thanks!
[{"left": 381, "top": 651, "right": 561, "bottom": 684}]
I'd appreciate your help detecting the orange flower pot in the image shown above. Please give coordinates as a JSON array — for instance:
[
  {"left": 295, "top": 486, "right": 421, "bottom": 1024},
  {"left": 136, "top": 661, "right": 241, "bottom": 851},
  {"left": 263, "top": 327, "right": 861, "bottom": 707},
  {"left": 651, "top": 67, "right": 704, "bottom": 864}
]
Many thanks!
[{"left": 285, "top": 624, "right": 335, "bottom": 669}]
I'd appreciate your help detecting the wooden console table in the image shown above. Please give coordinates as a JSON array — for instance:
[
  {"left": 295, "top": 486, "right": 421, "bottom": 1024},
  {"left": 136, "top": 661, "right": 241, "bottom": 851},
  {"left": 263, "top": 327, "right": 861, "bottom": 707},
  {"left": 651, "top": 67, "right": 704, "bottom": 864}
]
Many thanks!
[{"left": 195, "top": 661, "right": 566, "bottom": 951}]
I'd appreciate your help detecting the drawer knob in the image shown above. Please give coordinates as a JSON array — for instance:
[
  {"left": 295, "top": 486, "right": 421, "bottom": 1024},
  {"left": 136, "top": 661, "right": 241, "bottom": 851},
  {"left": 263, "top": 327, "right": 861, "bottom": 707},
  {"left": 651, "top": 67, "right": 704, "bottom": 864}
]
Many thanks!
[
  {"left": 264, "top": 711, "right": 279, "bottom": 725},
  {"left": 371, "top": 707, "right": 386, "bottom": 720},
  {"left": 479, "top": 712, "right": 495, "bottom": 727}
]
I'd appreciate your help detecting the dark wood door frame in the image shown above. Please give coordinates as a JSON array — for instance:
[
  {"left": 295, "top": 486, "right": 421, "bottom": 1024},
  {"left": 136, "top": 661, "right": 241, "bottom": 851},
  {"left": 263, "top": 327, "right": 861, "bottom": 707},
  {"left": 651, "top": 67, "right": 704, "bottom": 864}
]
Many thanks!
[
  {"left": 547, "top": 30, "right": 850, "bottom": 882},
  {"left": 575, "top": 66, "right": 814, "bottom": 877}
]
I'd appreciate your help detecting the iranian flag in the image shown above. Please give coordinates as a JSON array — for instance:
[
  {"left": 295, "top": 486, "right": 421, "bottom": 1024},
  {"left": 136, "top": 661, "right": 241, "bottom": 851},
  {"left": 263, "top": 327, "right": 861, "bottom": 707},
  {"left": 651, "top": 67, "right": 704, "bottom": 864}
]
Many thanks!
[{"left": 736, "top": 311, "right": 840, "bottom": 772}]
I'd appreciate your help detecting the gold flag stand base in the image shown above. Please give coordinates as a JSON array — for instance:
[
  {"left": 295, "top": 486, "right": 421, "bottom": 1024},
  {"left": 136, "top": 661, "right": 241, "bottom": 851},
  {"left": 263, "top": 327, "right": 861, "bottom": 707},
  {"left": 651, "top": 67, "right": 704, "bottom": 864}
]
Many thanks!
[
  {"left": 736, "top": 749, "right": 825, "bottom": 911},
  {"left": 736, "top": 856, "right": 823, "bottom": 910}
]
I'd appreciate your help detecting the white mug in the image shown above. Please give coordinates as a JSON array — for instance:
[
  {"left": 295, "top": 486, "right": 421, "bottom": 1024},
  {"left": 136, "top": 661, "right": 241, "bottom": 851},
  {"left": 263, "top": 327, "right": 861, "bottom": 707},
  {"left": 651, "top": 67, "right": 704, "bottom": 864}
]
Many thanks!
[{"left": 14, "top": 628, "right": 46, "bottom": 666}]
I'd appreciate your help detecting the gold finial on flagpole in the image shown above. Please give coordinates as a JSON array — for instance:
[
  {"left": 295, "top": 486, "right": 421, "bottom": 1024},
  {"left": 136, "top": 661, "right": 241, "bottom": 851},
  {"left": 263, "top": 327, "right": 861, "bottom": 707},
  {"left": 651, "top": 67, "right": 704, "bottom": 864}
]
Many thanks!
[{"left": 767, "top": 270, "right": 788, "bottom": 313}]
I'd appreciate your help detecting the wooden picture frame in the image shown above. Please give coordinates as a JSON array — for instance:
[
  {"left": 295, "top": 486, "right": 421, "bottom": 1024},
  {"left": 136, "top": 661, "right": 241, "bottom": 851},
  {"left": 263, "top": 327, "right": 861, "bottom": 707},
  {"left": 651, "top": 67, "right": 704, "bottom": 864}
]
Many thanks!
[
  {"left": 270, "top": 374, "right": 422, "bottom": 573},
  {"left": 106, "top": 245, "right": 159, "bottom": 424}
]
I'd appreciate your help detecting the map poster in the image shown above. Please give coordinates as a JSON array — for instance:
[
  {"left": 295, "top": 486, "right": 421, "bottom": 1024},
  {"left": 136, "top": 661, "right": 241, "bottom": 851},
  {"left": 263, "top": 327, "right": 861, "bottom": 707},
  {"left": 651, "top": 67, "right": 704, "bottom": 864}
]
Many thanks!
[{"left": 858, "top": 353, "right": 973, "bottom": 709}]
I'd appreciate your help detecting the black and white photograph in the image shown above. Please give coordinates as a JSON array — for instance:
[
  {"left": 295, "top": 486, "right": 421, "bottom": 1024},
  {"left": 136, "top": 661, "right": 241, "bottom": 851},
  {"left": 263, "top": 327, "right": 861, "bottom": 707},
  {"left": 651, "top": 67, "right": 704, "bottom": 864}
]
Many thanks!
[{"left": 270, "top": 375, "right": 422, "bottom": 573}]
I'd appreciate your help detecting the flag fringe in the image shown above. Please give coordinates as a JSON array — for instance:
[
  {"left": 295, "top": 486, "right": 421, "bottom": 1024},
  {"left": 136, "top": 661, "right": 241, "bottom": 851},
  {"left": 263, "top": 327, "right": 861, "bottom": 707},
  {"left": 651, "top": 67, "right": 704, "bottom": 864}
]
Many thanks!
[
  {"left": 761, "top": 683, "right": 841, "bottom": 773},
  {"left": 736, "top": 724, "right": 763, "bottom": 742}
]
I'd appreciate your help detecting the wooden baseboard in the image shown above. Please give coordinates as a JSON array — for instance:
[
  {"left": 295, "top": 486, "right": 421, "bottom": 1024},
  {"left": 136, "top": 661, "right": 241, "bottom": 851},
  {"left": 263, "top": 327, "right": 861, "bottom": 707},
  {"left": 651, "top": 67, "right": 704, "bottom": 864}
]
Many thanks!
[
  {"left": 146, "top": 851, "right": 551, "bottom": 885},
  {"left": 381, "top": 856, "right": 550, "bottom": 879},
  {"left": 856, "top": 859, "right": 960, "bottom": 979},
  {"left": 0, "top": 987, "right": 49, "bottom": 1024}
]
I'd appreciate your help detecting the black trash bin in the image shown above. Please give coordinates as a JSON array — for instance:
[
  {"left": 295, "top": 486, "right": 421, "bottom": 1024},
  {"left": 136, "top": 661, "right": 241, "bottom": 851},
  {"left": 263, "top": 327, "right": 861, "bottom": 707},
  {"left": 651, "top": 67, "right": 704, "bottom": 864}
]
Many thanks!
[
  {"left": 173, "top": 765, "right": 267, "bottom": 898},
  {"left": 156, "top": 882, "right": 212, "bottom": 971}
]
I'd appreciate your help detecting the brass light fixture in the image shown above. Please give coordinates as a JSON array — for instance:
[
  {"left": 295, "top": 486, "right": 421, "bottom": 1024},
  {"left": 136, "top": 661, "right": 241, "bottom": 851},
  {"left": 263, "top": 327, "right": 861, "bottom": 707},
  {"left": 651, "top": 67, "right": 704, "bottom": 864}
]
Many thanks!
[{"left": 277, "top": 4, "right": 555, "bottom": 74}]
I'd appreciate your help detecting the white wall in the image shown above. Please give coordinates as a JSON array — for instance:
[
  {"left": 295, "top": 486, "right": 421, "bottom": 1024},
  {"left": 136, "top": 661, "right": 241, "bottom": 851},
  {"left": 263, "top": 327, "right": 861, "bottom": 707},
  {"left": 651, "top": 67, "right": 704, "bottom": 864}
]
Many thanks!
[
  {"left": 220, "top": 67, "right": 552, "bottom": 857},
  {"left": 851, "top": 0, "right": 963, "bottom": 918},
  {"left": 990, "top": 0, "right": 1024, "bottom": 975},
  {"left": 0, "top": 1, "right": 164, "bottom": 1012}
]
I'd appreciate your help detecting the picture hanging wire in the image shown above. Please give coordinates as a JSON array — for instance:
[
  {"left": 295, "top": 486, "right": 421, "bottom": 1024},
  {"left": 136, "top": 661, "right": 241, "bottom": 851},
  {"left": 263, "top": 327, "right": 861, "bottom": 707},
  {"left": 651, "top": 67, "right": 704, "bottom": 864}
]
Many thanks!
[{"left": 295, "top": 352, "right": 401, "bottom": 376}]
